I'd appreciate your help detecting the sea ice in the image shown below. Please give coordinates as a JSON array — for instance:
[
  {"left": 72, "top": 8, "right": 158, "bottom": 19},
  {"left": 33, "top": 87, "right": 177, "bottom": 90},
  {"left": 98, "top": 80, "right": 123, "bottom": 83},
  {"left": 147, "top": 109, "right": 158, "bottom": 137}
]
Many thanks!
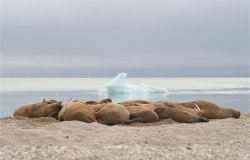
[{"left": 100, "top": 73, "right": 168, "bottom": 93}]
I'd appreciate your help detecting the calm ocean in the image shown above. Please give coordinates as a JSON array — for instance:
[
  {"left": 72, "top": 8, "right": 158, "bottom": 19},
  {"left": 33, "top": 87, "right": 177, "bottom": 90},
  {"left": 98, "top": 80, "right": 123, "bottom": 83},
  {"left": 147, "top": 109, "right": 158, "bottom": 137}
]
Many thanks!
[{"left": 1, "top": 78, "right": 249, "bottom": 117}]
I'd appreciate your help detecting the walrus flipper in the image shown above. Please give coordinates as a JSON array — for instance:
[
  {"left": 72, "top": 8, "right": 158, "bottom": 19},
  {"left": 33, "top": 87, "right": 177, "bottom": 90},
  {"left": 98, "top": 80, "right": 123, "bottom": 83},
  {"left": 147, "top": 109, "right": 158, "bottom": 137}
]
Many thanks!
[
  {"left": 198, "top": 117, "right": 209, "bottom": 122},
  {"left": 48, "top": 112, "right": 59, "bottom": 120},
  {"left": 85, "top": 101, "right": 97, "bottom": 105},
  {"left": 186, "top": 117, "right": 209, "bottom": 123},
  {"left": 124, "top": 117, "right": 143, "bottom": 124}
]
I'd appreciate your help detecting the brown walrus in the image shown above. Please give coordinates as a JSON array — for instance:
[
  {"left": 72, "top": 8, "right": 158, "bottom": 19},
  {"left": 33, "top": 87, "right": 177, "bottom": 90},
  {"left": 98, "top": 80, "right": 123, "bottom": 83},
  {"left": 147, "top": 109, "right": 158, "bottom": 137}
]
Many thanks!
[
  {"left": 85, "top": 98, "right": 113, "bottom": 105},
  {"left": 152, "top": 102, "right": 209, "bottom": 123},
  {"left": 94, "top": 103, "right": 130, "bottom": 125},
  {"left": 179, "top": 100, "right": 241, "bottom": 119},
  {"left": 58, "top": 101, "right": 96, "bottom": 123},
  {"left": 13, "top": 99, "right": 62, "bottom": 119},
  {"left": 119, "top": 100, "right": 159, "bottom": 124},
  {"left": 120, "top": 100, "right": 208, "bottom": 123},
  {"left": 125, "top": 105, "right": 159, "bottom": 124},
  {"left": 119, "top": 100, "right": 151, "bottom": 107}
]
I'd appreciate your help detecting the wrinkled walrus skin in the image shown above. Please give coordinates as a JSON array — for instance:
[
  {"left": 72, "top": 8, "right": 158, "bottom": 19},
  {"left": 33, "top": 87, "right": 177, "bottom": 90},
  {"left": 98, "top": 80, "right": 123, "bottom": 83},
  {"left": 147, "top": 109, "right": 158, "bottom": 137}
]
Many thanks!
[
  {"left": 13, "top": 98, "right": 241, "bottom": 125},
  {"left": 85, "top": 98, "right": 113, "bottom": 105},
  {"left": 95, "top": 103, "right": 130, "bottom": 125},
  {"left": 119, "top": 100, "right": 151, "bottom": 107},
  {"left": 58, "top": 101, "right": 96, "bottom": 123},
  {"left": 13, "top": 99, "right": 62, "bottom": 119},
  {"left": 125, "top": 105, "right": 160, "bottom": 124},
  {"left": 144, "top": 102, "right": 209, "bottom": 123},
  {"left": 120, "top": 100, "right": 208, "bottom": 123},
  {"left": 179, "top": 100, "right": 241, "bottom": 119}
]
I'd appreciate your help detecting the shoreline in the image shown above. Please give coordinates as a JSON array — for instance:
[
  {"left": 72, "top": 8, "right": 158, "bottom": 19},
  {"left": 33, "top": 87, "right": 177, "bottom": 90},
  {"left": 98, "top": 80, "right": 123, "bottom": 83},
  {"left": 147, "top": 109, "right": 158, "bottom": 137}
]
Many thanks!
[
  {"left": 2, "top": 77, "right": 249, "bottom": 92},
  {"left": 0, "top": 113, "right": 250, "bottom": 159}
]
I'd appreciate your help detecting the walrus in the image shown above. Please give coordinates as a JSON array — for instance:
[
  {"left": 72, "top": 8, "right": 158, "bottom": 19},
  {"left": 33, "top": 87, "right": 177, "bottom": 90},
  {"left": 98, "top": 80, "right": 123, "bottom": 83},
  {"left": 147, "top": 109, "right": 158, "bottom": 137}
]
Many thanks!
[
  {"left": 136, "top": 101, "right": 208, "bottom": 123},
  {"left": 13, "top": 99, "right": 62, "bottom": 119},
  {"left": 58, "top": 101, "right": 96, "bottom": 123},
  {"left": 179, "top": 100, "right": 241, "bottom": 119},
  {"left": 94, "top": 103, "right": 130, "bottom": 125},
  {"left": 125, "top": 105, "right": 160, "bottom": 124},
  {"left": 85, "top": 98, "right": 112, "bottom": 105},
  {"left": 119, "top": 100, "right": 151, "bottom": 107}
]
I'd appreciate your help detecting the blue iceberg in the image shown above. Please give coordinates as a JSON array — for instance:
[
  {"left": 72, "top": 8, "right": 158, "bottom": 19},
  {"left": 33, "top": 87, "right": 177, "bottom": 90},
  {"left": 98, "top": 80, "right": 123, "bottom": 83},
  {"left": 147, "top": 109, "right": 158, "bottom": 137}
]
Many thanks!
[
  {"left": 98, "top": 73, "right": 168, "bottom": 102},
  {"left": 101, "top": 73, "right": 168, "bottom": 93}
]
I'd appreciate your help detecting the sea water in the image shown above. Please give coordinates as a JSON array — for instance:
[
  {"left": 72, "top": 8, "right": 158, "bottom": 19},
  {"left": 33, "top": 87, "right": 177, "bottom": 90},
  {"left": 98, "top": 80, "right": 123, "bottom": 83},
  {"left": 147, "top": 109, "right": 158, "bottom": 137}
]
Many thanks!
[{"left": 0, "top": 78, "right": 249, "bottom": 117}]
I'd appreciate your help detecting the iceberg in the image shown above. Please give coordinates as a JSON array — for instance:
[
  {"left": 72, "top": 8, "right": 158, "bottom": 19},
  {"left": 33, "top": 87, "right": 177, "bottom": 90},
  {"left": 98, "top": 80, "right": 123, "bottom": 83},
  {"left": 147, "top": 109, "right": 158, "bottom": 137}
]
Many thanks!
[
  {"left": 98, "top": 73, "right": 168, "bottom": 102},
  {"left": 99, "top": 73, "right": 168, "bottom": 102},
  {"left": 100, "top": 73, "right": 168, "bottom": 93}
]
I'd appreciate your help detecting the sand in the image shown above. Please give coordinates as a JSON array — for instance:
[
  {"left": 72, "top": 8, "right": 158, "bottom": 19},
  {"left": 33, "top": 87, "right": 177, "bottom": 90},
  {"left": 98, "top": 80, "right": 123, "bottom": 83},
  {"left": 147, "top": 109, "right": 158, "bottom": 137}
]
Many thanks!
[{"left": 0, "top": 113, "right": 250, "bottom": 160}]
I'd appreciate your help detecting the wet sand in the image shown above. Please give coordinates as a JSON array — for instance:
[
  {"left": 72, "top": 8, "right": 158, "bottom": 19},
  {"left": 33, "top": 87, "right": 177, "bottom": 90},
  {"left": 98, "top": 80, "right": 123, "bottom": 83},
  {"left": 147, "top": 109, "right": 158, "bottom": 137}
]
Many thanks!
[{"left": 0, "top": 113, "right": 249, "bottom": 160}]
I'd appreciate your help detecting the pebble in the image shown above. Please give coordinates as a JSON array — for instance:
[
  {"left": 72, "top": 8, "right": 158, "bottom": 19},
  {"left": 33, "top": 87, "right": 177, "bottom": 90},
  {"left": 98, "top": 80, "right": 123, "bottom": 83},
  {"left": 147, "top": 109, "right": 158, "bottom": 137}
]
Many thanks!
[{"left": 0, "top": 142, "right": 249, "bottom": 160}]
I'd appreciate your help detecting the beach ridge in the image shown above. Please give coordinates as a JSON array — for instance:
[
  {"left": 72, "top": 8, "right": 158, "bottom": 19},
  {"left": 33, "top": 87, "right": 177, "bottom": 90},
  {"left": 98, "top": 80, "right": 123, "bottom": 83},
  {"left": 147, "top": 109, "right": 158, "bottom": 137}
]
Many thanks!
[{"left": 0, "top": 113, "right": 249, "bottom": 159}]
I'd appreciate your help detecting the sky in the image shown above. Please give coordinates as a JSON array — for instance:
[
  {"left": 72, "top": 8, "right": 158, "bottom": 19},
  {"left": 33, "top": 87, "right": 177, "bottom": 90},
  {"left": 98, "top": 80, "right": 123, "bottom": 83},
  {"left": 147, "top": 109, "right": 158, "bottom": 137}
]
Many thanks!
[{"left": 1, "top": 0, "right": 249, "bottom": 77}]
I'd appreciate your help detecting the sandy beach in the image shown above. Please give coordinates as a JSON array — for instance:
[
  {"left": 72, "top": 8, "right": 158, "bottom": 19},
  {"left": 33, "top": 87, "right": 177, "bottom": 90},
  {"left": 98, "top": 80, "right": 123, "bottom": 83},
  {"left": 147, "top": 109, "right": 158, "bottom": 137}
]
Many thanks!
[{"left": 0, "top": 113, "right": 249, "bottom": 160}]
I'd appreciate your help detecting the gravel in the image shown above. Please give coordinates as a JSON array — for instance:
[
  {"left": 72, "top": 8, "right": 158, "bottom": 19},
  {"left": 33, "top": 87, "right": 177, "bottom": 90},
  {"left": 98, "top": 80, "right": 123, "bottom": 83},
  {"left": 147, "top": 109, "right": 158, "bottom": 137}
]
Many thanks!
[{"left": 0, "top": 113, "right": 250, "bottom": 160}]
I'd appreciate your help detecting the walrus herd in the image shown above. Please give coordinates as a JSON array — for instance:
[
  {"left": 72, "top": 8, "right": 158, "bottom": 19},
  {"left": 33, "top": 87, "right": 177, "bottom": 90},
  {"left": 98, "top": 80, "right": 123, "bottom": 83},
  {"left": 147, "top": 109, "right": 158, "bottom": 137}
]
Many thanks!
[{"left": 13, "top": 98, "right": 241, "bottom": 125}]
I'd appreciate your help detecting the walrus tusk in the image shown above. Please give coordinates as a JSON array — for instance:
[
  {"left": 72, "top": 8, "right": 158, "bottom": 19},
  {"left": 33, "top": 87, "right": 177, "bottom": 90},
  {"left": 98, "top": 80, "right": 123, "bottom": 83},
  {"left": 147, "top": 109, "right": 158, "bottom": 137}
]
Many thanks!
[
  {"left": 62, "top": 98, "right": 74, "bottom": 107},
  {"left": 194, "top": 103, "right": 200, "bottom": 111},
  {"left": 55, "top": 93, "right": 60, "bottom": 101}
]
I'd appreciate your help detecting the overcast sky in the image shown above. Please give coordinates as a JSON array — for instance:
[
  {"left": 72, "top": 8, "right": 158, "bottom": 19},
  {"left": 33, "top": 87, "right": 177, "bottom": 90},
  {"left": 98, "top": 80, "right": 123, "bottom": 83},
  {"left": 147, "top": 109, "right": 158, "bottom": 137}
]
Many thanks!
[{"left": 1, "top": 0, "right": 249, "bottom": 77}]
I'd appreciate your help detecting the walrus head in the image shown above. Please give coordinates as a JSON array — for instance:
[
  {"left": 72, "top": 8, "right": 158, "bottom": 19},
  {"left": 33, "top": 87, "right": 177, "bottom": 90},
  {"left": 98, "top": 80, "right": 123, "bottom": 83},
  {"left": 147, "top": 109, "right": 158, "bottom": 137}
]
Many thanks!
[
  {"left": 44, "top": 100, "right": 63, "bottom": 119},
  {"left": 218, "top": 108, "right": 241, "bottom": 119},
  {"left": 154, "top": 107, "right": 169, "bottom": 118},
  {"left": 42, "top": 99, "right": 61, "bottom": 104},
  {"left": 85, "top": 98, "right": 113, "bottom": 105},
  {"left": 100, "top": 98, "right": 112, "bottom": 104},
  {"left": 161, "top": 101, "right": 177, "bottom": 108}
]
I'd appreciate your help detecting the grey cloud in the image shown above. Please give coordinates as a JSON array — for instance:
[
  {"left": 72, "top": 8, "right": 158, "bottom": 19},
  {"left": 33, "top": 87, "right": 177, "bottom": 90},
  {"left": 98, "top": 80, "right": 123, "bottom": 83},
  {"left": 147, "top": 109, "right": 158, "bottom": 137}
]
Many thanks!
[{"left": 1, "top": 0, "right": 249, "bottom": 77}]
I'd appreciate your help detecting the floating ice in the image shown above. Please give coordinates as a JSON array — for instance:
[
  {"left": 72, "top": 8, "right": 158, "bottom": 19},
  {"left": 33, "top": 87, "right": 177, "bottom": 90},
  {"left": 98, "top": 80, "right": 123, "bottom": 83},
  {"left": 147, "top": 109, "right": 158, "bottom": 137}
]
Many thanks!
[
  {"left": 100, "top": 73, "right": 168, "bottom": 93},
  {"left": 98, "top": 73, "right": 168, "bottom": 102}
]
